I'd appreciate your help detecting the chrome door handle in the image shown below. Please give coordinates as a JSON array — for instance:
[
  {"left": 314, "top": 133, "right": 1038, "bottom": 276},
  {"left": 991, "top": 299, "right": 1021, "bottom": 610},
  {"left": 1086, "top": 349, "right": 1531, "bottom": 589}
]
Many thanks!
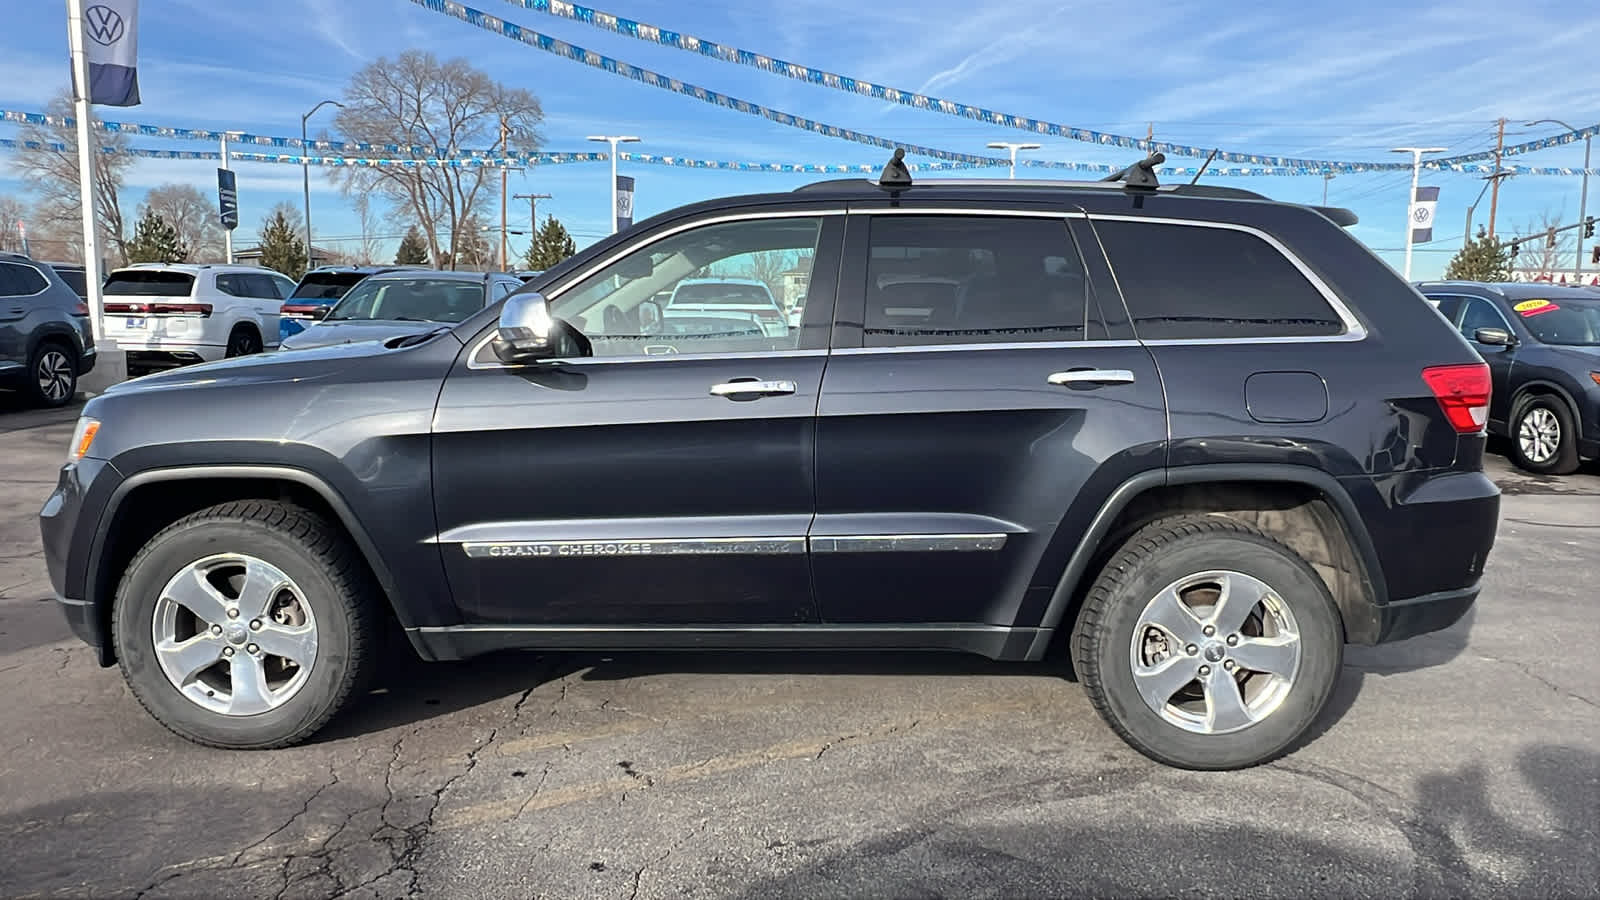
[
  {"left": 1047, "top": 369, "right": 1136, "bottom": 386},
  {"left": 709, "top": 379, "right": 797, "bottom": 398}
]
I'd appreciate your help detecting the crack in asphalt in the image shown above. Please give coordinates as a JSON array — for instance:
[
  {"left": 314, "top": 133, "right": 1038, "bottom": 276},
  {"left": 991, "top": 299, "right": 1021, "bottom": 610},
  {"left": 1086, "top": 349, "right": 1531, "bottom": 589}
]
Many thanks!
[
  {"left": 1476, "top": 652, "right": 1600, "bottom": 710},
  {"left": 628, "top": 818, "right": 708, "bottom": 900},
  {"left": 235, "top": 759, "right": 340, "bottom": 868}
]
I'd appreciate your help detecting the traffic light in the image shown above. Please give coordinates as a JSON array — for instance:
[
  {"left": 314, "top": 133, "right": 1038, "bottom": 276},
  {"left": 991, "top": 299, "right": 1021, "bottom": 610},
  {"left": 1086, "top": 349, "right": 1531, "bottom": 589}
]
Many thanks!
[
  {"left": 1592, "top": 244, "right": 1599, "bottom": 264},
  {"left": 1586, "top": 216, "right": 1596, "bottom": 238},
  {"left": 1547, "top": 230, "right": 1557, "bottom": 249},
  {"left": 1511, "top": 241, "right": 1520, "bottom": 256}
]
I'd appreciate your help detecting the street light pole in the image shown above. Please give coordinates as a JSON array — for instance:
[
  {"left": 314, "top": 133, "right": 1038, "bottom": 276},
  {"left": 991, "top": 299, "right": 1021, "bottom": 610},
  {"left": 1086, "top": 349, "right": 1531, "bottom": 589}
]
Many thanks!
[
  {"left": 1391, "top": 147, "right": 1448, "bottom": 281},
  {"left": 301, "top": 99, "right": 344, "bottom": 267},
  {"left": 588, "top": 135, "right": 641, "bottom": 233},
  {"left": 987, "top": 141, "right": 1041, "bottom": 179},
  {"left": 1322, "top": 172, "right": 1336, "bottom": 206},
  {"left": 1525, "top": 119, "right": 1590, "bottom": 282}
]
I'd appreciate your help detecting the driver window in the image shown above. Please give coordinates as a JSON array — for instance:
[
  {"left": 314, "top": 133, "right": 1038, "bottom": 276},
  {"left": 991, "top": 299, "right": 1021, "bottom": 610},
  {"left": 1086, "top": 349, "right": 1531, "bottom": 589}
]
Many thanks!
[
  {"left": 1458, "top": 297, "right": 1508, "bottom": 342},
  {"left": 550, "top": 216, "right": 824, "bottom": 358}
]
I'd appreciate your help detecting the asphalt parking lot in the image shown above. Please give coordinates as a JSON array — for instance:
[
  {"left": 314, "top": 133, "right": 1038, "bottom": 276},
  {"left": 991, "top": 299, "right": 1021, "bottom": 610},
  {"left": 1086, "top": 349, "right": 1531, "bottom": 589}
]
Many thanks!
[{"left": 0, "top": 392, "right": 1596, "bottom": 900}]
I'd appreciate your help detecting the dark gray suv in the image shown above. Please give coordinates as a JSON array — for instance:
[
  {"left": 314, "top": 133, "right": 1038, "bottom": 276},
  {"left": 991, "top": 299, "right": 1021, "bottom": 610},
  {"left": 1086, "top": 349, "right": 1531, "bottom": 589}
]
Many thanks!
[{"left": 0, "top": 252, "right": 96, "bottom": 407}]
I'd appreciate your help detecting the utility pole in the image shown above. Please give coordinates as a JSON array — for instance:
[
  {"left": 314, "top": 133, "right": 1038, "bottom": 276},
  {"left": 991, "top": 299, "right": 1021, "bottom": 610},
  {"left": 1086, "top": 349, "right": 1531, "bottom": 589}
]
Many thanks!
[
  {"left": 1391, "top": 147, "right": 1448, "bottom": 281},
  {"left": 1488, "top": 118, "right": 1507, "bottom": 239},
  {"left": 1322, "top": 172, "right": 1336, "bottom": 206},
  {"left": 498, "top": 116, "right": 509, "bottom": 271}
]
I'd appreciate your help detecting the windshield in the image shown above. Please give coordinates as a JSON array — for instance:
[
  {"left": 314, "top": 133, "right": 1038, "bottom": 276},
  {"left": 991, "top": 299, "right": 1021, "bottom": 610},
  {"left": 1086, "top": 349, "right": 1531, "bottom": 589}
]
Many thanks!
[
  {"left": 290, "top": 272, "right": 368, "bottom": 300},
  {"left": 669, "top": 282, "right": 774, "bottom": 306},
  {"left": 1515, "top": 296, "right": 1600, "bottom": 346},
  {"left": 326, "top": 277, "right": 486, "bottom": 323},
  {"left": 104, "top": 271, "right": 195, "bottom": 297}
]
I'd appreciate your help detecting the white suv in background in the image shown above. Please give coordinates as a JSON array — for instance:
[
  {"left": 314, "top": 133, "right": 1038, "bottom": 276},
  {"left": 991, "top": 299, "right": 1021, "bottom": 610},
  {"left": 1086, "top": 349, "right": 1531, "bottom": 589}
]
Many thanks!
[{"left": 100, "top": 264, "right": 295, "bottom": 374}]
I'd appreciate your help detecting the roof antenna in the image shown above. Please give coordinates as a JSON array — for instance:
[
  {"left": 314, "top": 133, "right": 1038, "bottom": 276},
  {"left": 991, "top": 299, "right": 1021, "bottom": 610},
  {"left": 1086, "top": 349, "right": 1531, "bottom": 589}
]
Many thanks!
[
  {"left": 1189, "top": 149, "right": 1219, "bottom": 185},
  {"left": 878, "top": 147, "right": 912, "bottom": 190}
]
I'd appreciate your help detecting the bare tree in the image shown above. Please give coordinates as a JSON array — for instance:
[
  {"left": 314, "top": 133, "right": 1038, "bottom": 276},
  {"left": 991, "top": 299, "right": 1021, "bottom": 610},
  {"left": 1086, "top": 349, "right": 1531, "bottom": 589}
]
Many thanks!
[
  {"left": 332, "top": 50, "right": 542, "bottom": 269},
  {"left": 0, "top": 195, "right": 26, "bottom": 253},
  {"left": 141, "top": 183, "right": 225, "bottom": 262},
  {"left": 10, "top": 94, "right": 134, "bottom": 264},
  {"left": 352, "top": 193, "right": 383, "bottom": 265},
  {"left": 1513, "top": 210, "right": 1575, "bottom": 281}
]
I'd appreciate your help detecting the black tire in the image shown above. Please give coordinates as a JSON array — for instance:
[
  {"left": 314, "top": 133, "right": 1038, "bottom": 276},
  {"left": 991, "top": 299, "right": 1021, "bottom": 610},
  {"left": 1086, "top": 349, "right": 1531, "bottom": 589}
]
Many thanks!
[
  {"left": 1509, "top": 395, "right": 1580, "bottom": 475},
  {"left": 113, "top": 501, "right": 380, "bottom": 749},
  {"left": 224, "top": 325, "right": 263, "bottom": 358},
  {"left": 1070, "top": 515, "right": 1343, "bottom": 770},
  {"left": 26, "top": 339, "right": 78, "bottom": 407}
]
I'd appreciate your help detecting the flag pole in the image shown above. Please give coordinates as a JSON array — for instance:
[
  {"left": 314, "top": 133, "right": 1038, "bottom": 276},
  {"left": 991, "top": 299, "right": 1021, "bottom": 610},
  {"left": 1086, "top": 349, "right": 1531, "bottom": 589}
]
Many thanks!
[{"left": 65, "top": 0, "right": 104, "bottom": 343}]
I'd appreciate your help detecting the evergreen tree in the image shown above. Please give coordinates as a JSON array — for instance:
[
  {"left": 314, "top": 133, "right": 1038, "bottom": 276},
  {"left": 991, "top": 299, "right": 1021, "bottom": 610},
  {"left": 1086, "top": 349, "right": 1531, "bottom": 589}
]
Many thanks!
[
  {"left": 124, "top": 208, "right": 188, "bottom": 263},
  {"left": 395, "top": 225, "right": 429, "bottom": 265},
  {"left": 1444, "top": 228, "right": 1512, "bottom": 282},
  {"left": 257, "top": 208, "right": 308, "bottom": 279},
  {"left": 522, "top": 215, "right": 578, "bottom": 271}
]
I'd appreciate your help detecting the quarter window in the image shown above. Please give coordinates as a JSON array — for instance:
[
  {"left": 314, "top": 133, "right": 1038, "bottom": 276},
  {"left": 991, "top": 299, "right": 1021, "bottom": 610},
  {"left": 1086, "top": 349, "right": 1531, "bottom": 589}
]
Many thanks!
[
  {"left": 863, "top": 216, "right": 1089, "bottom": 347},
  {"left": 1093, "top": 220, "right": 1346, "bottom": 340},
  {"left": 548, "top": 216, "right": 825, "bottom": 358},
  {"left": 215, "top": 273, "right": 247, "bottom": 297}
]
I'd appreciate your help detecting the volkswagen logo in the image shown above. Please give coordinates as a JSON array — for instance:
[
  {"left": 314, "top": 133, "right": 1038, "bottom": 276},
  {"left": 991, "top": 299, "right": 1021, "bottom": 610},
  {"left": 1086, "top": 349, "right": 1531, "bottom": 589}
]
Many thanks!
[{"left": 85, "top": 5, "right": 126, "bottom": 46}]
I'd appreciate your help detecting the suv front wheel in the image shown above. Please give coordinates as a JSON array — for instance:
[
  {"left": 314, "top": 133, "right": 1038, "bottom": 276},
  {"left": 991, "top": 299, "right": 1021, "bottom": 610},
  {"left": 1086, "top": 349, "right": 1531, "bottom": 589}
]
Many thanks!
[
  {"left": 1510, "top": 395, "right": 1580, "bottom": 475},
  {"left": 1072, "top": 516, "right": 1342, "bottom": 770},
  {"left": 113, "top": 501, "right": 379, "bottom": 748}
]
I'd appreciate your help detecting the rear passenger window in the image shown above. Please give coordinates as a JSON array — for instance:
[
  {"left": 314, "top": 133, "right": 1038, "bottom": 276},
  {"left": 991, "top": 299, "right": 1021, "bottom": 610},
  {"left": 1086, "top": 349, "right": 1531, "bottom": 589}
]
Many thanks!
[
  {"left": 215, "top": 274, "right": 246, "bottom": 297},
  {"left": 863, "top": 216, "right": 1088, "bottom": 347},
  {"left": 1092, "top": 220, "right": 1346, "bottom": 340},
  {"left": 0, "top": 262, "right": 49, "bottom": 296}
]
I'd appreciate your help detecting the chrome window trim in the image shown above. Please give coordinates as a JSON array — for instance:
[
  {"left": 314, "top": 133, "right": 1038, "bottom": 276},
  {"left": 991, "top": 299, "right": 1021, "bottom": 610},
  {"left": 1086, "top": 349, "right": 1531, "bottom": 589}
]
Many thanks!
[
  {"left": 860, "top": 207, "right": 1085, "bottom": 219},
  {"left": 0, "top": 261, "right": 52, "bottom": 299},
  {"left": 1084, "top": 213, "right": 1368, "bottom": 344},
  {"left": 832, "top": 339, "right": 1141, "bottom": 355}
]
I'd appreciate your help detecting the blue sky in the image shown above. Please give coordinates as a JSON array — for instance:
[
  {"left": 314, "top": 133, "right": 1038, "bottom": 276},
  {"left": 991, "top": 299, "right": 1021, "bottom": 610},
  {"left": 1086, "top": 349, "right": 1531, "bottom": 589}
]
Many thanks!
[{"left": 2, "top": 0, "right": 1599, "bottom": 279}]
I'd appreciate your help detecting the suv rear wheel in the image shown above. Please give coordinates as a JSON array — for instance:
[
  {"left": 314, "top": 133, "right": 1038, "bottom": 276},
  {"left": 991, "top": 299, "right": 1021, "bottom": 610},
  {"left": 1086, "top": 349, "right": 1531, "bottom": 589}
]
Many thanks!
[
  {"left": 1071, "top": 515, "right": 1342, "bottom": 770},
  {"left": 113, "top": 501, "right": 379, "bottom": 748},
  {"left": 27, "top": 340, "right": 77, "bottom": 407},
  {"left": 1510, "top": 395, "right": 1580, "bottom": 475},
  {"left": 225, "top": 325, "right": 263, "bottom": 358}
]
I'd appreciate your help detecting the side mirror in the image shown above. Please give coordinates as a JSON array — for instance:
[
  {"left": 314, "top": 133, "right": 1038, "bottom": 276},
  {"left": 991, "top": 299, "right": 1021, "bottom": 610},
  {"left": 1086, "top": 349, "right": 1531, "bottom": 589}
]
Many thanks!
[
  {"left": 492, "top": 291, "right": 557, "bottom": 363},
  {"left": 1474, "top": 327, "right": 1514, "bottom": 347},
  {"left": 313, "top": 306, "right": 335, "bottom": 320}
]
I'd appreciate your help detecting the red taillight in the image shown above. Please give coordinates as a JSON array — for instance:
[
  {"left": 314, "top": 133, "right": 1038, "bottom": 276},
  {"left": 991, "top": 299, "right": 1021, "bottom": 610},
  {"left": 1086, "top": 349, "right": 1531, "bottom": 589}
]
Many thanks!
[
  {"left": 72, "top": 302, "right": 89, "bottom": 317},
  {"left": 280, "top": 303, "right": 325, "bottom": 318},
  {"left": 1422, "top": 363, "right": 1491, "bottom": 433},
  {"left": 103, "top": 301, "right": 210, "bottom": 316}
]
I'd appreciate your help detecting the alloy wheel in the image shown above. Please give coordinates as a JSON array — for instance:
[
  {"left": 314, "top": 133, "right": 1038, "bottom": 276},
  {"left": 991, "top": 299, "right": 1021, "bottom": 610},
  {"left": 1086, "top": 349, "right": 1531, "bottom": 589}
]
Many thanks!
[
  {"left": 1517, "top": 407, "right": 1560, "bottom": 464},
  {"left": 1128, "top": 570, "right": 1302, "bottom": 735},
  {"left": 150, "top": 554, "right": 318, "bottom": 716},
  {"left": 36, "top": 349, "right": 73, "bottom": 402}
]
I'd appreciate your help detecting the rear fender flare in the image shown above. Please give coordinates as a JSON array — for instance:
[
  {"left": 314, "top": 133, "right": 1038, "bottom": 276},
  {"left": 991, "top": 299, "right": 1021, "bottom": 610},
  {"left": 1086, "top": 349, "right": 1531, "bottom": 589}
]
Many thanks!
[{"left": 1030, "top": 464, "right": 1386, "bottom": 657}]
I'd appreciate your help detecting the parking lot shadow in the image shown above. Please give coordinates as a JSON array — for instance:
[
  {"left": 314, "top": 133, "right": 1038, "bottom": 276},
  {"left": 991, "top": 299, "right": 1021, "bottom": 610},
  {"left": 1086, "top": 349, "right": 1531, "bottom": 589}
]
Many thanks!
[{"left": 728, "top": 741, "right": 1599, "bottom": 899}]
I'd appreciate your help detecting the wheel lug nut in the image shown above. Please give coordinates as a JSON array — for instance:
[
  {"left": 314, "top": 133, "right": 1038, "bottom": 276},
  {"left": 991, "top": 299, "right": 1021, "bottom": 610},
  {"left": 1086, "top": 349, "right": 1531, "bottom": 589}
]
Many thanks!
[
  {"left": 249, "top": 619, "right": 262, "bottom": 631},
  {"left": 1202, "top": 625, "right": 1215, "bottom": 636},
  {"left": 227, "top": 608, "right": 240, "bottom": 619},
  {"left": 1198, "top": 665, "right": 1211, "bottom": 676},
  {"left": 210, "top": 625, "right": 222, "bottom": 635},
  {"left": 247, "top": 643, "right": 259, "bottom": 654},
  {"left": 1185, "top": 644, "right": 1198, "bottom": 656},
  {"left": 1224, "top": 660, "right": 1235, "bottom": 671},
  {"left": 1226, "top": 634, "right": 1238, "bottom": 646},
  {"left": 223, "top": 647, "right": 235, "bottom": 657}
]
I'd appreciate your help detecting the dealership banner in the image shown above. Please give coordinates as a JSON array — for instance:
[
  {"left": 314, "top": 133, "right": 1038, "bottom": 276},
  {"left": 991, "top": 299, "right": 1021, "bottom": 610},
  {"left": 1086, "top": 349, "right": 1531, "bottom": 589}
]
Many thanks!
[
  {"left": 82, "top": 1, "right": 140, "bottom": 106},
  {"left": 615, "top": 175, "right": 634, "bottom": 232},
  {"left": 1411, "top": 186, "right": 1440, "bottom": 243}
]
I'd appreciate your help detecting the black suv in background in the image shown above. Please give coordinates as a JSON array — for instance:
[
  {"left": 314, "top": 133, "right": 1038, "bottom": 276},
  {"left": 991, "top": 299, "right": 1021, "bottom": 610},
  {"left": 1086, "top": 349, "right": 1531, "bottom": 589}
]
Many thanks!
[
  {"left": 1418, "top": 282, "right": 1600, "bottom": 474},
  {"left": 1, "top": 252, "right": 96, "bottom": 406},
  {"left": 41, "top": 155, "right": 1500, "bottom": 770}
]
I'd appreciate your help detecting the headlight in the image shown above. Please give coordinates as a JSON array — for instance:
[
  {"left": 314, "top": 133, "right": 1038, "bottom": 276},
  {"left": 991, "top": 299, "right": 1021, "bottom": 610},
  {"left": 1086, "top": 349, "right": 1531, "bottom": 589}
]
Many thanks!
[{"left": 68, "top": 417, "right": 100, "bottom": 462}]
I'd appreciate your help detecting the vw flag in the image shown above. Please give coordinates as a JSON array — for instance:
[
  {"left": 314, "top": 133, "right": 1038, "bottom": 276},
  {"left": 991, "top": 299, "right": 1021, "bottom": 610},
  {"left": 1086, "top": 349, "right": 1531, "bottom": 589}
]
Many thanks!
[
  {"left": 82, "top": 1, "right": 140, "bottom": 106},
  {"left": 1410, "top": 185, "right": 1439, "bottom": 243},
  {"left": 615, "top": 175, "right": 635, "bottom": 232}
]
